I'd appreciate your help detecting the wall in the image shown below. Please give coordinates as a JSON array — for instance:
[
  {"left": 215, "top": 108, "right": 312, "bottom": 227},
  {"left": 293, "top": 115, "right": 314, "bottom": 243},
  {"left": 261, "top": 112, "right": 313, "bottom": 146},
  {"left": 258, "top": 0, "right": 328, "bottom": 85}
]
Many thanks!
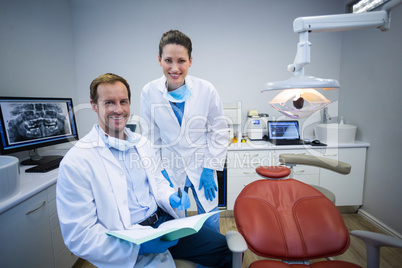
[
  {"left": 339, "top": 3, "right": 402, "bottom": 235},
  {"left": 0, "top": 0, "right": 77, "bottom": 157},
  {"left": 0, "top": 0, "right": 77, "bottom": 101},
  {"left": 70, "top": 0, "right": 344, "bottom": 137}
]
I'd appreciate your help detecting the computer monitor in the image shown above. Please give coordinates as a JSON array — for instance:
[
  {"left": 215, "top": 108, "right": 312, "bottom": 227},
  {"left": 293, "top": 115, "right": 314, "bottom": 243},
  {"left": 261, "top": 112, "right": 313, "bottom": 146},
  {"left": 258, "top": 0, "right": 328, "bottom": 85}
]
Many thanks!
[
  {"left": 0, "top": 97, "right": 79, "bottom": 165},
  {"left": 268, "top": 120, "right": 300, "bottom": 140}
]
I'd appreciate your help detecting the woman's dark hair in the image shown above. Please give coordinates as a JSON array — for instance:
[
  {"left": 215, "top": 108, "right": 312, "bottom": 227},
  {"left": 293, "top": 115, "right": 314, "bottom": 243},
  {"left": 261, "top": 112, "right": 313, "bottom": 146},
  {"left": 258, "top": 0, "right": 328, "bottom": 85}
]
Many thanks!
[{"left": 159, "top": 30, "right": 192, "bottom": 59}]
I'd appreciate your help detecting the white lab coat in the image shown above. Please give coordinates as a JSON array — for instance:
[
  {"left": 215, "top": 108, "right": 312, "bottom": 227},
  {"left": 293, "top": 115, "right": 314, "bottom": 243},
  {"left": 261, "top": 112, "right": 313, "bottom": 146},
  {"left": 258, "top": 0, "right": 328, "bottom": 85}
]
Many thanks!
[
  {"left": 140, "top": 75, "right": 229, "bottom": 213},
  {"left": 56, "top": 126, "right": 178, "bottom": 268}
]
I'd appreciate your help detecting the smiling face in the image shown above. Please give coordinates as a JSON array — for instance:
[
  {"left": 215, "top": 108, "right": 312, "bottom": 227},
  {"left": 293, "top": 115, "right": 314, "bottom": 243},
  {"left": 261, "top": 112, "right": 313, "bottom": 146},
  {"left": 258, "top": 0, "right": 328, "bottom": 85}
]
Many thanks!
[
  {"left": 158, "top": 43, "right": 192, "bottom": 91},
  {"left": 90, "top": 81, "right": 130, "bottom": 139}
]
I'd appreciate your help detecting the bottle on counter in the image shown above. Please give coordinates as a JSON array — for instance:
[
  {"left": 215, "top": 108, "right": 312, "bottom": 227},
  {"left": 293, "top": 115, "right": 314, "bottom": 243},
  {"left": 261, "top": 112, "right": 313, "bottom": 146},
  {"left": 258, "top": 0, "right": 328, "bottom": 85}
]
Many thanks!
[{"left": 241, "top": 133, "right": 248, "bottom": 143}]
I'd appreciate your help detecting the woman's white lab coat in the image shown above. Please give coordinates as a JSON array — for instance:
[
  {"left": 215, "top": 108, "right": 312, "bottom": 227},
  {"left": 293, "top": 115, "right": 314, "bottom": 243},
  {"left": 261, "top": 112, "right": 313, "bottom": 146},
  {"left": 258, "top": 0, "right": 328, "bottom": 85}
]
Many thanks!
[
  {"left": 56, "top": 126, "right": 178, "bottom": 268},
  {"left": 140, "top": 75, "right": 229, "bottom": 213}
]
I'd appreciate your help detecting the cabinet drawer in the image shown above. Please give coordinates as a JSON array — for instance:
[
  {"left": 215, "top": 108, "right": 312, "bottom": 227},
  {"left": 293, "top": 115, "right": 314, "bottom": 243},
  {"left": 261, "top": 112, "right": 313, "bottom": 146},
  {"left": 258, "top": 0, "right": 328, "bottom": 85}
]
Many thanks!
[
  {"left": 227, "top": 151, "right": 267, "bottom": 160},
  {"left": 319, "top": 148, "right": 341, "bottom": 161},
  {"left": 0, "top": 190, "right": 54, "bottom": 267},
  {"left": 48, "top": 198, "right": 57, "bottom": 218},
  {"left": 227, "top": 167, "right": 260, "bottom": 177},
  {"left": 227, "top": 176, "right": 264, "bottom": 210},
  {"left": 291, "top": 165, "right": 319, "bottom": 176},
  {"left": 50, "top": 212, "right": 60, "bottom": 231},
  {"left": 227, "top": 193, "right": 238, "bottom": 210},
  {"left": 227, "top": 151, "right": 275, "bottom": 169},
  {"left": 52, "top": 225, "right": 65, "bottom": 259},
  {"left": 47, "top": 184, "right": 57, "bottom": 202},
  {"left": 319, "top": 148, "right": 366, "bottom": 206},
  {"left": 275, "top": 149, "right": 322, "bottom": 160},
  {"left": 227, "top": 176, "right": 263, "bottom": 195}
]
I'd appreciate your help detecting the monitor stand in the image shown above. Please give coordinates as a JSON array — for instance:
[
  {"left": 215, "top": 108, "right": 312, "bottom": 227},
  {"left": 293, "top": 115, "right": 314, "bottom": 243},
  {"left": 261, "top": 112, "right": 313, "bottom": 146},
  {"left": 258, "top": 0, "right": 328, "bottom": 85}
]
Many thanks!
[{"left": 20, "top": 149, "right": 63, "bottom": 165}]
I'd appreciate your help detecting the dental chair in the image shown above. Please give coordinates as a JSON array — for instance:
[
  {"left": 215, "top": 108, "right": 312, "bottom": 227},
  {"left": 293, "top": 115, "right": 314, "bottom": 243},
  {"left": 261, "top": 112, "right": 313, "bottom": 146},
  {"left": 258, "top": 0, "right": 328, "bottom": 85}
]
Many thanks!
[{"left": 231, "top": 154, "right": 402, "bottom": 268}]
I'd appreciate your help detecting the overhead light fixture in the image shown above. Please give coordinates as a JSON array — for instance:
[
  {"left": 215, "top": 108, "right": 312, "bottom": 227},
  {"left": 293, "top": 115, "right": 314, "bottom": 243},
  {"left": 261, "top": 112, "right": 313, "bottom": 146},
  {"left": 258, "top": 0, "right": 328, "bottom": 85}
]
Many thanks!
[
  {"left": 263, "top": 0, "right": 401, "bottom": 119},
  {"left": 270, "top": 88, "right": 331, "bottom": 119}
]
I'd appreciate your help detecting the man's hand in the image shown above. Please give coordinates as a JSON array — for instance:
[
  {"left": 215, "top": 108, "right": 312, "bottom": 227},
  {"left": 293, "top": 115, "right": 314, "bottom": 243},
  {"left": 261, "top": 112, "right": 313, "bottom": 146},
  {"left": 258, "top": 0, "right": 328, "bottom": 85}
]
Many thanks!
[{"left": 169, "top": 190, "right": 190, "bottom": 210}]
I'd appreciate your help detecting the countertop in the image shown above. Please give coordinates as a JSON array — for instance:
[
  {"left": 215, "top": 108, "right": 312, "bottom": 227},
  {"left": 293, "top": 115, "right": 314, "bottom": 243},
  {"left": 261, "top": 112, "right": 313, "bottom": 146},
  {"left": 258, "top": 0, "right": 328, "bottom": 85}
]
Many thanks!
[
  {"left": 228, "top": 140, "right": 370, "bottom": 151},
  {"left": 0, "top": 149, "right": 67, "bottom": 214}
]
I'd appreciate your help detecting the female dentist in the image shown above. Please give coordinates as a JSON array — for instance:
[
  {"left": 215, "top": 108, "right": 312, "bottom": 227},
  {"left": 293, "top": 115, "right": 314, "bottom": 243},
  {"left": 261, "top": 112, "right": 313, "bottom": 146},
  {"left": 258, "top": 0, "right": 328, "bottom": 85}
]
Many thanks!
[{"left": 140, "top": 30, "right": 228, "bottom": 232}]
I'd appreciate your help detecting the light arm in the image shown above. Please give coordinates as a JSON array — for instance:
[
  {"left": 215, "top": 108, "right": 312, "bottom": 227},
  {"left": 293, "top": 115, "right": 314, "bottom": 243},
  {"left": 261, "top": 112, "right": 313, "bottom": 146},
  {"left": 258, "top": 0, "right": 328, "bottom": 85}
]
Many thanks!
[
  {"left": 289, "top": 10, "right": 389, "bottom": 75},
  {"left": 293, "top": 10, "right": 389, "bottom": 33},
  {"left": 287, "top": 31, "right": 310, "bottom": 76}
]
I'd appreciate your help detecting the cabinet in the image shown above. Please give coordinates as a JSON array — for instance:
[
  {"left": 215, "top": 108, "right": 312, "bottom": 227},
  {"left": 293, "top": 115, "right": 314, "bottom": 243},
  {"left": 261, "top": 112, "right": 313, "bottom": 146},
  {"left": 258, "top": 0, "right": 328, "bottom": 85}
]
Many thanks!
[
  {"left": 0, "top": 190, "right": 54, "bottom": 267},
  {"left": 47, "top": 185, "right": 79, "bottom": 268},
  {"left": 226, "top": 146, "right": 367, "bottom": 209},
  {"left": 319, "top": 148, "right": 366, "bottom": 206},
  {"left": 226, "top": 150, "right": 276, "bottom": 209},
  {"left": 0, "top": 184, "right": 78, "bottom": 267}
]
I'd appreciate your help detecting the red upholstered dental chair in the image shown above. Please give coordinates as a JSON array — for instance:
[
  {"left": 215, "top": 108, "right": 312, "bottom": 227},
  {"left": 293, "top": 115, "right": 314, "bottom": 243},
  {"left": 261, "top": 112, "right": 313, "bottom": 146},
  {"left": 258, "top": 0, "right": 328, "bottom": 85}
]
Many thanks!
[{"left": 231, "top": 154, "right": 402, "bottom": 268}]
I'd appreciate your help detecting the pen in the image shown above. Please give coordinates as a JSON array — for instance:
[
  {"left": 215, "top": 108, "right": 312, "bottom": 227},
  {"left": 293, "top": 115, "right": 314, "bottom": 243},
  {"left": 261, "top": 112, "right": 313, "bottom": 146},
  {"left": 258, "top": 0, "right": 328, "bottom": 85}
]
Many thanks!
[{"left": 178, "top": 187, "right": 182, "bottom": 199}]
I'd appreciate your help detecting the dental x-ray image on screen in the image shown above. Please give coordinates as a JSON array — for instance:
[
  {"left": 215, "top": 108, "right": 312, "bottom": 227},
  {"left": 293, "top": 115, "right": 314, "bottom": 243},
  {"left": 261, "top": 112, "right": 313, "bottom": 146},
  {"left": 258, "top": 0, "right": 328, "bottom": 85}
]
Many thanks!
[
  {"left": 0, "top": 97, "right": 79, "bottom": 164},
  {"left": 3, "top": 102, "right": 71, "bottom": 144}
]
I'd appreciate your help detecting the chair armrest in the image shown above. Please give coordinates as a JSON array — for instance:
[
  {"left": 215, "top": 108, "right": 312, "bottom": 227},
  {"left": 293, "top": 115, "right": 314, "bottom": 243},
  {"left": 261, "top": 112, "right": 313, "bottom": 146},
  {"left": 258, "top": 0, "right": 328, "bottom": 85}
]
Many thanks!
[
  {"left": 351, "top": 230, "right": 402, "bottom": 248},
  {"left": 279, "top": 154, "right": 351, "bottom": 175},
  {"left": 351, "top": 230, "right": 402, "bottom": 268},
  {"left": 226, "top": 231, "right": 248, "bottom": 268}
]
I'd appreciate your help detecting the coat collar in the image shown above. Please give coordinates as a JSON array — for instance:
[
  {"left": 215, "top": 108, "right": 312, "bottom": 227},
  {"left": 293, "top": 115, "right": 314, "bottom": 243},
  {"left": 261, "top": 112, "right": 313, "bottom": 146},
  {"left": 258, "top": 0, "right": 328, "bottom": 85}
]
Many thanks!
[
  {"left": 156, "top": 75, "right": 194, "bottom": 94},
  {"left": 82, "top": 125, "right": 146, "bottom": 148}
]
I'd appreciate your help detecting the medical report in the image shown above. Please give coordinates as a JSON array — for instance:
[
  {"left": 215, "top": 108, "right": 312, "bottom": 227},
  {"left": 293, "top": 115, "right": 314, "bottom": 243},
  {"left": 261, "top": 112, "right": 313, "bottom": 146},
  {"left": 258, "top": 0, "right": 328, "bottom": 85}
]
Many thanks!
[{"left": 107, "top": 211, "right": 221, "bottom": 245}]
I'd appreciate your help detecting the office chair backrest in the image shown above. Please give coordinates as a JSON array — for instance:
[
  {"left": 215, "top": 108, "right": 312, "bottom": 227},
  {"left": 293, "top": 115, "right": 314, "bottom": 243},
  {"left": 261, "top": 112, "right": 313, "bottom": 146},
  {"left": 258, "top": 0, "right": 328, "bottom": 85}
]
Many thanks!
[{"left": 234, "top": 179, "right": 350, "bottom": 260}]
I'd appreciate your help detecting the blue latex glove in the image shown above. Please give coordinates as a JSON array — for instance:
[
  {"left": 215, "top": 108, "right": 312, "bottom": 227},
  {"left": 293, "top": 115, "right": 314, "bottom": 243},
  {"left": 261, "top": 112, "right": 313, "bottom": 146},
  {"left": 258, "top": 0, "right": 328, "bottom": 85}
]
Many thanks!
[
  {"left": 198, "top": 168, "right": 217, "bottom": 201},
  {"left": 161, "top": 169, "right": 173, "bottom": 187},
  {"left": 169, "top": 190, "right": 191, "bottom": 210},
  {"left": 139, "top": 237, "right": 178, "bottom": 255}
]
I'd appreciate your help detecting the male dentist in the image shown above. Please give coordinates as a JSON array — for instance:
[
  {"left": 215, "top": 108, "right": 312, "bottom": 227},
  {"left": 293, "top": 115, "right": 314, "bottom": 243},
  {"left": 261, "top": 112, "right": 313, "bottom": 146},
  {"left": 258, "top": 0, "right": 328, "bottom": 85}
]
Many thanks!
[{"left": 56, "top": 73, "right": 232, "bottom": 268}]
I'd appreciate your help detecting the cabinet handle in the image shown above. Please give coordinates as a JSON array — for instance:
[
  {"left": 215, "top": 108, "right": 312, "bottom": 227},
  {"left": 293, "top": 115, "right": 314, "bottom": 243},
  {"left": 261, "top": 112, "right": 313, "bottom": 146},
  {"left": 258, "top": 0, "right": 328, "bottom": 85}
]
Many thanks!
[
  {"left": 295, "top": 170, "right": 305, "bottom": 173},
  {"left": 244, "top": 153, "right": 259, "bottom": 157},
  {"left": 323, "top": 154, "right": 338, "bottom": 157},
  {"left": 25, "top": 201, "right": 46, "bottom": 215},
  {"left": 243, "top": 171, "right": 256, "bottom": 174}
]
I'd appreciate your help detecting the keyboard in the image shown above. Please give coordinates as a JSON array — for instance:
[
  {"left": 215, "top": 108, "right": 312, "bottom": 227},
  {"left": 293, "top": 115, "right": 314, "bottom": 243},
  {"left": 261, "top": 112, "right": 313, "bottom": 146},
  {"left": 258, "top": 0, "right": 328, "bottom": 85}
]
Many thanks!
[
  {"left": 25, "top": 157, "right": 63, "bottom": 173},
  {"left": 270, "top": 139, "right": 306, "bottom": 146}
]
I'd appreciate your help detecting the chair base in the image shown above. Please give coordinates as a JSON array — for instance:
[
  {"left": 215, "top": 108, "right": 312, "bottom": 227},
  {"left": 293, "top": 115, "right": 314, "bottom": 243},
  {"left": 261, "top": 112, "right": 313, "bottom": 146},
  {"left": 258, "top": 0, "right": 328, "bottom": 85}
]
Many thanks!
[{"left": 250, "top": 260, "right": 360, "bottom": 268}]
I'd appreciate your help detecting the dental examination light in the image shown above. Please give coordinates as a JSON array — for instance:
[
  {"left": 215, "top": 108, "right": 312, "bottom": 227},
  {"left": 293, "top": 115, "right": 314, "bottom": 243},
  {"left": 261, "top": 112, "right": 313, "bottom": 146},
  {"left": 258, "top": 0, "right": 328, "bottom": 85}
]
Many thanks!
[{"left": 264, "top": 0, "right": 401, "bottom": 119}]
